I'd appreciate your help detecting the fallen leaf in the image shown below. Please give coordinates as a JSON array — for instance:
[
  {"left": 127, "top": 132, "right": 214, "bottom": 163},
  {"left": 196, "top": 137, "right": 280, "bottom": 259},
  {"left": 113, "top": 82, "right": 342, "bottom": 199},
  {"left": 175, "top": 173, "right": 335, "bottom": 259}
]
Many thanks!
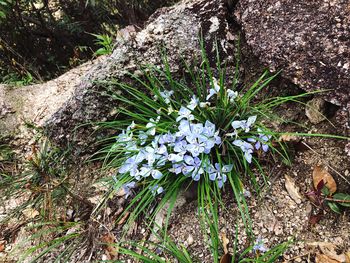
[
  {"left": 345, "top": 251, "right": 350, "bottom": 263},
  {"left": 309, "top": 211, "right": 324, "bottom": 226},
  {"left": 285, "top": 175, "right": 302, "bottom": 204},
  {"left": 22, "top": 207, "right": 39, "bottom": 219},
  {"left": 221, "top": 232, "right": 230, "bottom": 254},
  {"left": 0, "top": 241, "right": 5, "bottom": 252},
  {"left": 101, "top": 233, "right": 118, "bottom": 260},
  {"left": 316, "top": 253, "right": 341, "bottom": 263},
  {"left": 117, "top": 211, "right": 130, "bottom": 225},
  {"left": 313, "top": 165, "right": 337, "bottom": 194},
  {"left": 220, "top": 253, "right": 233, "bottom": 263},
  {"left": 319, "top": 242, "right": 346, "bottom": 262}
]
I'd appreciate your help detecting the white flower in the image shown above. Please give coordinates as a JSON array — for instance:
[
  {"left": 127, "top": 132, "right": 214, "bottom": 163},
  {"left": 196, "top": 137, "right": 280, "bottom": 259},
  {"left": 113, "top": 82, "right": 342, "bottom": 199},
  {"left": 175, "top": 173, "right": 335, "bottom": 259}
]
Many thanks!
[
  {"left": 227, "top": 89, "right": 238, "bottom": 102},
  {"left": 199, "top": 102, "right": 211, "bottom": 108},
  {"left": 187, "top": 95, "right": 199, "bottom": 110},
  {"left": 206, "top": 77, "right": 221, "bottom": 100},
  {"left": 160, "top": 90, "right": 174, "bottom": 104},
  {"left": 176, "top": 106, "right": 194, "bottom": 122}
]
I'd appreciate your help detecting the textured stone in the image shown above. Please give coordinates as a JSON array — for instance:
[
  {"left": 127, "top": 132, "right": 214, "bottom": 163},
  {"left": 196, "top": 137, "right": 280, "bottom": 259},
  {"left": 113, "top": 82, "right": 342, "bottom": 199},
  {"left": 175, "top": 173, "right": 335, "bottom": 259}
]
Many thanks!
[
  {"left": 44, "top": 0, "right": 233, "bottom": 150},
  {"left": 235, "top": 0, "right": 350, "bottom": 122}
]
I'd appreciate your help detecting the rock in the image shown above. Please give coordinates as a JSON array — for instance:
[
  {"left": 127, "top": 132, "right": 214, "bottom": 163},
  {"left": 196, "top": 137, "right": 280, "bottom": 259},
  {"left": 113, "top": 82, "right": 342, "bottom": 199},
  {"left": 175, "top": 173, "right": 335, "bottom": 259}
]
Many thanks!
[
  {"left": 44, "top": 0, "right": 233, "bottom": 151},
  {"left": 235, "top": 0, "right": 350, "bottom": 127},
  {"left": 305, "top": 97, "right": 327, "bottom": 124}
]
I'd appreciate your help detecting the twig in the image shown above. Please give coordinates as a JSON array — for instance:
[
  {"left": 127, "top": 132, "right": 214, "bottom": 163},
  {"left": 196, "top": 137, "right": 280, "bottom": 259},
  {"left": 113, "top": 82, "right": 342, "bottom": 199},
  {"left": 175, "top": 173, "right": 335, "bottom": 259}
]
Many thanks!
[{"left": 324, "top": 197, "right": 350, "bottom": 203}]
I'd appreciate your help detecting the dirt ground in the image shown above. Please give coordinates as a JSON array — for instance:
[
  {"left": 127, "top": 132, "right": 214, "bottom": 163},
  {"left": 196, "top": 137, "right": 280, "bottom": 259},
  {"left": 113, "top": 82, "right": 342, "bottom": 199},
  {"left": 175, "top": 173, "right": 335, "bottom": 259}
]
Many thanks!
[{"left": 1, "top": 94, "right": 349, "bottom": 263}]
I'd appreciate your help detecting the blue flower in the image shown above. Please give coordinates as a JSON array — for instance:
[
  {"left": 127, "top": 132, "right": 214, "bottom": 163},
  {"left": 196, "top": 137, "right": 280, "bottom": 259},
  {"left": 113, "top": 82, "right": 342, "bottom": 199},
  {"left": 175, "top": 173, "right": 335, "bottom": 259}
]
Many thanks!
[
  {"left": 207, "top": 163, "right": 233, "bottom": 188},
  {"left": 169, "top": 162, "right": 186, "bottom": 174},
  {"left": 186, "top": 141, "right": 205, "bottom": 157},
  {"left": 231, "top": 116, "right": 257, "bottom": 133},
  {"left": 159, "top": 90, "right": 174, "bottom": 104},
  {"left": 138, "top": 131, "right": 148, "bottom": 145},
  {"left": 253, "top": 237, "right": 267, "bottom": 253},
  {"left": 150, "top": 184, "right": 164, "bottom": 195},
  {"left": 176, "top": 120, "right": 191, "bottom": 137},
  {"left": 159, "top": 132, "right": 176, "bottom": 145},
  {"left": 138, "top": 165, "right": 163, "bottom": 179},
  {"left": 168, "top": 153, "right": 184, "bottom": 163},
  {"left": 119, "top": 152, "right": 145, "bottom": 178},
  {"left": 182, "top": 155, "right": 204, "bottom": 181},
  {"left": 176, "top": 106, "right": 194, "bottom": 122},
  {"left": 173, "top": 139, "right": 188, "bottom": 154},
  {"left": 122, "top": 181, "right": 136, "bottom": 199},
  {"left": 232, "top": 139, "right": 254, "bottom": 163},
  {"left": 247, "top": 130, "right": 271, "bottom": 152}
]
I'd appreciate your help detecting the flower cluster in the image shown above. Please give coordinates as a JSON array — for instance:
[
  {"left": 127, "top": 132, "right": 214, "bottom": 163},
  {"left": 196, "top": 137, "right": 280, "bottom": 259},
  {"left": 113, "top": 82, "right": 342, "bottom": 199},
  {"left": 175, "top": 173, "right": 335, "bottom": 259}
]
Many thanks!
[{"left": 116, "top": 78, "right": 272, "bottom": 195}]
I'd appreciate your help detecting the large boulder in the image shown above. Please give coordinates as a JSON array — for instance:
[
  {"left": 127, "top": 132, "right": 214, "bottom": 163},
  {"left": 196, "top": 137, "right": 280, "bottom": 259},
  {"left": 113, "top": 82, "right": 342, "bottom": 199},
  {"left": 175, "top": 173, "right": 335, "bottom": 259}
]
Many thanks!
[
  {"left": 235, "top": 0, "right": 350, "bottom": 121},
  {"left": 44, "top": 0, "right": 234, "bottom": 150}
]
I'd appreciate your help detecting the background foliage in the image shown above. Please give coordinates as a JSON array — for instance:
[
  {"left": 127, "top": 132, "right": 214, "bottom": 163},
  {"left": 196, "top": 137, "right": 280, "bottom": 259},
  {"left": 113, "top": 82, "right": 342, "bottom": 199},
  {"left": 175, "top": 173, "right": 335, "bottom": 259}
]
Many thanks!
[{"left": 0, "top": 0, "right": 176, "bottom": 83}]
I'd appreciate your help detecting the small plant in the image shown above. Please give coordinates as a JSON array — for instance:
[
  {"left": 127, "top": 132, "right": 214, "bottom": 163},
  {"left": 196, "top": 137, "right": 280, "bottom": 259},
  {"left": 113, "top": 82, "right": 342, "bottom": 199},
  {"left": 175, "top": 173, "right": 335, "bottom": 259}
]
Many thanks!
[
  {"left": 90, "top": 33, "right": 114, "bottom": 56},
  {"left": 307, "top": 179, "right": 350, "bottom": 215},
  {"left": 0, "top": 140, "right": 71, "bottom": 223},
  {"left": 94, "top": 41, "right": 311, "bottom": 262},
  {"left": 115, "top": 223, "right": 291, "bottom": 262}
]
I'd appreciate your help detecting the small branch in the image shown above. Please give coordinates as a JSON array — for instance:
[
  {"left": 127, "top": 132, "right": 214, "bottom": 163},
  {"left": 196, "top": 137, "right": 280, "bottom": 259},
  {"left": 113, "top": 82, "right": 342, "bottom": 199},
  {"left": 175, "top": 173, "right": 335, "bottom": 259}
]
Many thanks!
[{"left": 325, "top": 197, "right": 350, "bottom": 203}]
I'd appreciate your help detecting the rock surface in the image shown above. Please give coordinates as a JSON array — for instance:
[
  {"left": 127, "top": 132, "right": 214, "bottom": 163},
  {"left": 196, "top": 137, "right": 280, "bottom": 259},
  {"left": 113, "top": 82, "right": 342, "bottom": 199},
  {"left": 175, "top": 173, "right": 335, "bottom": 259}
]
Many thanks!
[
  {"left": 235, "top": 0, "right": 350, "bottom": 115},
  {"left": 44, "top": 0, "right": 233, "bottom": 150},
  {"left": 0, "top": 58, "right": 102, "bottom": 139}
]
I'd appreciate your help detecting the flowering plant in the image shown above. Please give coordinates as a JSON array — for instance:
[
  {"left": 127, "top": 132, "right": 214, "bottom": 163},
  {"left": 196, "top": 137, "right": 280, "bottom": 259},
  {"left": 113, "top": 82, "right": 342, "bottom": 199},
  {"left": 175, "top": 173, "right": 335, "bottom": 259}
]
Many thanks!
[
  {"left": 114, "top": 76, "right": 273, "bottom": 194},
  {"left": 94, "top": 44, "right": 321, "bottom": 262}
]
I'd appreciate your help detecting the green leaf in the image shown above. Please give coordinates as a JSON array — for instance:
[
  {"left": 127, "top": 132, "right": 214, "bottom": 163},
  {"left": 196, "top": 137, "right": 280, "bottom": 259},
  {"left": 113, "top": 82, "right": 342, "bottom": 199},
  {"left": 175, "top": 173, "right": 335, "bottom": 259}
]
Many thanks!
[
  {"left": 321, "top": 186, "right": 330, "bottom": 196},
  {"left": 332, "top": 193, "right": 350, "bottom": 207},
  {"left": 327, "top": 201, "right": 341, "bottom": 214}
]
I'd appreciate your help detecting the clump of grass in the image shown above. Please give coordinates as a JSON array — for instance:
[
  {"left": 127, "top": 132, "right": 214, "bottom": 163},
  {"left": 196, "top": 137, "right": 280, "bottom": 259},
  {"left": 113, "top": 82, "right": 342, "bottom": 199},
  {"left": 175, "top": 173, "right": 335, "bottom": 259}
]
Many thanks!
[
  {"left": 92, "top": 40, "right": 314, "bottom": 256},
  {"left": 0, "top": 140, "right": 72, "bottom": 223},
  {"left": 115, "top": 222, "right": 291, "bottom": 262}
]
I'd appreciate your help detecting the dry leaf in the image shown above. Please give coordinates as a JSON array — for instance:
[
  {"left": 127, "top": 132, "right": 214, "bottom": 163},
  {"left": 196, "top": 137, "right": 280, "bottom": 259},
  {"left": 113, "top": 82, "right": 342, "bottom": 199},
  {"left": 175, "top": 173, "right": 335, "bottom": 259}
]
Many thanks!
[
  {"left": 220, "top": 253, "right": 233, "bottom": 263},
  {"left": 345, "top": 251, "right": 350, "bottom": 263},
  {"left": 285, "top": 175, "right": 302, "bottom": 204},
  {"left": 117, "top": 211, "right": 130, "bottom": 225},
  {"left": 316, "top": 253, "right": 341, "bottom": 263},
  {"left": 309, "top": 211, "right": 324, "bottom": 226},
  {"left": 101, "top": 233, "right": 118, "bottom": 260},
  {"left": 221, "top": 232, "right": 230, "bottom": 254},
  {"left": 319, "top": 242, "right": 346, "bottom": 262},
  {"left": 313, "top": 165, "right": 337, "bottom": 194},
  {"left": 22, "top": 207, "right": 39, "bottom": 219},
  {"left": 0, "top": 241, "right": 5, "bottom": 252},
  {"left": 220, "top": 232, "right": 231, "bottom": 262}
]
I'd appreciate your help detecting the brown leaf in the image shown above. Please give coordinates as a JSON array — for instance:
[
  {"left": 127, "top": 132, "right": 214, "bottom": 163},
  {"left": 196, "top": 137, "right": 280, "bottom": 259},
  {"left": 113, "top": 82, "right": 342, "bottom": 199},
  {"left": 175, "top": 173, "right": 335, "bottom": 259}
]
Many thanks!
[
  {"left": 309, "top": 211, "right": 324, "bottom": 226},
  {"left": 0, "top": 241, "right": 5, "bottom": 252},
  {"left": 316, "top": 253, "right": 341, "bottom": 263},
  {"left": 221, "top": 232, "right": 230, "bottom": 254},
  {"left": 319, "top": 242, "right": 346, "bottom": 262},
  {"left": 345, "top": 251, "right": 350, "bottom": 263},
  {"left": 220, "top": 253, "right": 233, "bottom": 263},
  {"left": 117, "top": 211, "right": 130, "bottom": 225},
  {"left": 313, "top": 165, "right": 337, "bottom": 194},
  {"left": 101, "top": 233, "right": 118, "bottom": 260},
  {"left": 285, "top": 175, "right": 302, "bottom": 204},
  {"left": 22, "top": 207, "right": 40, "bottom": 219}
]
